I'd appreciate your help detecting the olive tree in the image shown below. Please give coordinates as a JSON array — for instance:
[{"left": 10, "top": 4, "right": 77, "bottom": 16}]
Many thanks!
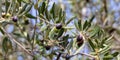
[{"left": 0, "top": 0, "right": 119, "bottom": 60}]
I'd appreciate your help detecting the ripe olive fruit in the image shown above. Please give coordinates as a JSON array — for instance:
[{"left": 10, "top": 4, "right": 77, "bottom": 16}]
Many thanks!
[
  {"left": 77, "top": 35, "right": 83, "bottom": 42},
  {"left": 12, "top": 16, "right": 18, "bottom": 22},
  {"left": 76, "top": 34, "right": 84, "bottom": 47},
  {"left": 24, "top": 20, "right": 29, "bottom": 25},
  {"left": 56, "top": 23, "right": 62, "bottom": 29},
  {"left": 45, "top": 45, "right": 51, "bottom": 50},
  {"left": 77, "top": 40, "right": 84, "bottom": 47}
]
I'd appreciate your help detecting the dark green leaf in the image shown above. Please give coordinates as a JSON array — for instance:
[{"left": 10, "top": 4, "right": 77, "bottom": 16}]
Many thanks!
[
  {"left": 49, "top": 27, "right": 57, "bottom": 40},
  {"left": 27, "top": 33, "right": 30, "bottom": 42},
  {"left": 55, "top": 8, "right": 62, "bottom": 23},
  {"left": 2, "top": 37, "right": 8, "bottom": 53},
  {"left": 61, "top": 11, "right": 66, "bottom": 24},
  {"left": 89, "top": 15, "right": 95, "bottom": 23},
  {"left": 67, "top": 40, "right": 73, "bottom": 50},
  {"left": 18, "top": 4, "right": 28, "bottom": 14},
  {"left": 55, "top": 9, "right": 63, "bottom": 23},
  {"left": 24, "top": 4, "right": 33, "bottom": 14},
  {"left": 74, "top": 20, "right": 79, "bottom": 30},
  {"left": 94, "top": 39, "right": 99, "bottom": 47},
  {"left": 83, "top": 20, "right": 88, "bottom": 30},
  {"left": 112, "top": 52, "right": 119, "bottom": 57},
  {"left": 78, "top": 20, "right": 82, "bottom": 31},
  {"left": 86, "top": 21, "right": 91, "bottom": 30},
  {"left": 90, "top": 26, "right": 100, "bottom": 38},
  {"left": 25, "top": 13, "right": 36, "bottom": 19},
  {"left": 103, "top": 55, "right": 113, "bottom": 60},
  {"left": 66, "top": 16, "right": 76, "bottom": 25},
  {"left": 45, "top": 28, "right": 50, "bottom": 39},
  {"left": 101, "top": 36, "right": 109, "bottom": 48},
  {"left": 0, "top": 27, "right": 4, "bottom": 34},
  {"left": 88, "top": 39, "right": 95, "bottom": 51},
  {"left": 19, "top": 4, "right": 33, "bottom": 17},
  {"left": 2, "top": 37, "right": 13, "bottom": 53},
  {"left": 59, "top": 8, "right": 62, "bottom": 19},
  {"left": 45, "top": 7, "right": 50, "bottom": 20},
  {"left": 39, "top": 14, "right": 46, "bottom": 19},
  {"left": 100, "top": 44, "right": 110, "bottom": 54},
  {"left": 41, "top": 2, "right": 46, "bottom": 14},
  {"left": 50, "top": 2, "right": 55, "bottom": 19},
  {"left": 5, "top": 0, "right": 10, "bottom": 12},
  {"left": 61, "top": 34, "right": 69, "bottom": 48},
  {"left": 57, "top": 28, "right": 64, "bottom": 38},
  {"left": 13, "top": 32, "right": 23, "bottom": 37}
]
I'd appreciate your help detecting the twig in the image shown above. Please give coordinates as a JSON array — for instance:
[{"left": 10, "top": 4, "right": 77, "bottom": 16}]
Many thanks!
[
  {"left": 31, "top": 3, "right": 38, "bottom": 52},
  {"left": 37, "top": 16, "right": 53, "bottom": 25},
  {"left": 56, "top": 53, "right": 62, "bottom": 60},
  {"left": 71, "top": 52, "right": 96, "bottom": 59},
  {"left": 1, "top": 27, "right": 33, "bottom": 56}
]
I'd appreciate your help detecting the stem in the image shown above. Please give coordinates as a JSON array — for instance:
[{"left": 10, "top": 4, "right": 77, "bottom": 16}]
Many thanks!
[
  {"left": 103, "top": 0, "right": 107, "bottom": 15},
  {"left": 69, "top": 52, "right": 96, "bottom": 59},
  {"left": 102, "top": 0, "right": 108, "bottom": 25},
  {"left": 16, "top": 23, "right": 24, "bottom": 34},
  {"left": 4, "top": 53, "right": 8, "bottom": 60},
  {"left": 31, "top": 1, "right": 38, "bottom": 53},
  {"left": 37, "top": 16, "right": 52, "bottom": 25},
  {"left": 95, "top": 49, "right": 100, "bottom": 60},
  {"left": 56, "top": 53, "right": 62, "bottom": 60},
  {"left": 1, "top": 27, "right": 33, "bottom": 56},
  {"left": 32, "top": 25, "right": 36, "bottom": 52},
  {"left": 7, "top": 0, "right": 12, "bottom": 13},
  {"left": 75, "top": 52, "right": 96, "bottom": 59}
]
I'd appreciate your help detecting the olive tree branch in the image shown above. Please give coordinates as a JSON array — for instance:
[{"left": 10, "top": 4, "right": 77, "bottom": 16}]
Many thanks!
[
  {"left": 1, "top": 27, "right": 33, "bottom": 56},
  {"left": 73, "top": 52, "right": 95, "bottom": 58},
  {"left": 37, "top": 16, "right": 53, "bottom": 25}
]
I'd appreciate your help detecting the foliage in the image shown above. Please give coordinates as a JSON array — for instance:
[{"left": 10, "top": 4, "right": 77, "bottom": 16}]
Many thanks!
[{"left": 0, "top": 0, "right": 119, "bottom": 60}]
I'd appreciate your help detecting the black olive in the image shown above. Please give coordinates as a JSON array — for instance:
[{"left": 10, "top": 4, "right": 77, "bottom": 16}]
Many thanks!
[
  {"left": 76, "top": 34, "right": 84, "bottom": 47},
  {"left": 77, "top": 40, "right": 84, "bottom": 47},
  {"left": 77, "top": 35, "right": 83, "bottom": 42},
  {"left": 12, "top": 16, "right": 18, "bottom": 22},
  {"left": 56, "top": 23, "right": 62, "bottom": 29},
  {"left": 45, "top": 45, "right": 51, "bottom": 50},
  {"left": 24, "top": 20, "right": 29, "bottom": 25}
]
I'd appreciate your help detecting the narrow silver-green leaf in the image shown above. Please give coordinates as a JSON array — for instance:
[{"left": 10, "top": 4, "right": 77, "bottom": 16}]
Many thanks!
[
  {"left": 88, "top": 39, "right": 95, "bottom": 51},
  {"left": 66, "top": 16, "right": 76, "bottom": 25},
  {"left": 78, "top": 20, "right": 82, "bottom": 31},
  {"left": 67, "top": 40, "right": 73, "bottom": 50},
  {"left": 74, "top": 20, "right": 79, "bottom": 31},
  {"left": 0, "top": 27, "right": 4, "bottom": 34},
  {"left": 25, "top": 13, "right": 37, "bottom": 19},
  {"left": 83, "top": 20, "right": 88, "bottom": 30},
  {"left": 57, "top": 28, "right": 64, "bottom": 38}
]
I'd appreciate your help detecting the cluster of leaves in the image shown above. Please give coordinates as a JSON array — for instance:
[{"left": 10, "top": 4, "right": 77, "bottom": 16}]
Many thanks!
[
  {"left": 74, "top": 16, "right": 119, "bottom": 60},
  {"left": 0, "top": 0, "right": 119, "bottom": 60}
]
